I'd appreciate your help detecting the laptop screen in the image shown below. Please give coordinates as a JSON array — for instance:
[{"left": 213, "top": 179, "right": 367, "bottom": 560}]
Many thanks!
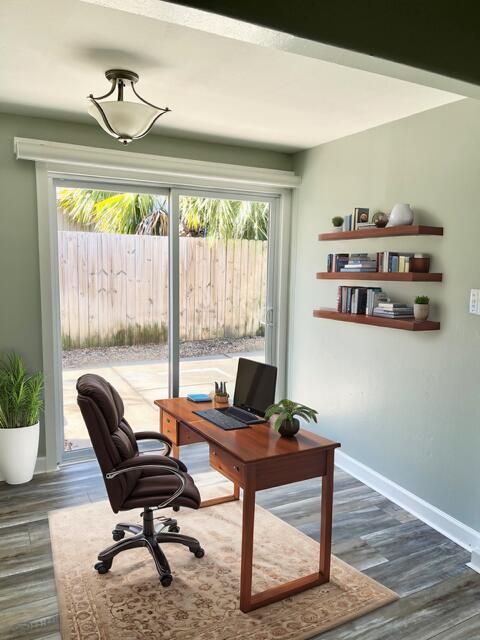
[{"left": 233, "top": 358, "right": 277, "bottom": 416}]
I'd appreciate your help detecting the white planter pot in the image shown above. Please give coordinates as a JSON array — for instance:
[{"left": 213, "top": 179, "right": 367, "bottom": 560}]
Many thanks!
[
  {"left": 0, "top": 423, "right": 39, "bottom": 484},
  {"left": 414, "top": 304, "right": 430, "bottom": 321}
]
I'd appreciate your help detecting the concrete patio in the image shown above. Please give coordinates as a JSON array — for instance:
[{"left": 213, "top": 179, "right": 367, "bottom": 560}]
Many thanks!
[{"left": 63, "top": 351, "right": 264, "bottom": 452}]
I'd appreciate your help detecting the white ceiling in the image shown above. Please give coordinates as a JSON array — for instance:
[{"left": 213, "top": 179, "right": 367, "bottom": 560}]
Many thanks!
[{"left": 0, "top": 0, "right": 462, "bottom": 152}]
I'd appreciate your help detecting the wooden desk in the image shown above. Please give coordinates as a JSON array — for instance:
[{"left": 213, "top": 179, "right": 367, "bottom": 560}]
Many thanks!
[{"left": 155, "top": 397, "right": 340, "bottom": 613}]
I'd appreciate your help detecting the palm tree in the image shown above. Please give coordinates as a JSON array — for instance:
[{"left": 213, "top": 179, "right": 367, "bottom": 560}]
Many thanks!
[
  {"left": 179, "top": 197, "right": 269, "bottom": 240},
  {"left": 57, "top": 189, "right": 169, "bottom": 235},
  {"left": 57, "top": 188, "right": 269, "bottom": 240}
]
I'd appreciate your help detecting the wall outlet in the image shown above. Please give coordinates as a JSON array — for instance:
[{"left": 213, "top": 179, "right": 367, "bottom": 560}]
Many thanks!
[{"left": 469, "top": 289, "right": 480, "bottom": 315}]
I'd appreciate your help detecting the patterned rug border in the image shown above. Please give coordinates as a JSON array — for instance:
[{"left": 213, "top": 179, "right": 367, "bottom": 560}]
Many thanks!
[{"left": 49, "top": 490, "right": 398, "bottom": 640}]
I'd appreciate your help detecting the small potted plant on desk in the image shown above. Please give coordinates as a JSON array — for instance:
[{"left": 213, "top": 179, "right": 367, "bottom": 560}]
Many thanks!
[
  {"left": 213, "top": 381, "right": 229, "bottom": 405},
  {"left": 414, "top": 295, "right": 430, "bottom": 321},
  {"left": 0, "top": 353, "right": 43, "bottom": 484},
  {"left": 264, "top": 400, "right": 318, "bottom": 438}
]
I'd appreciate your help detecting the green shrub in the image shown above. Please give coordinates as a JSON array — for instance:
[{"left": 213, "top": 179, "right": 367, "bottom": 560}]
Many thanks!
[
  {"left": 415, "top": 295, "right": 430, "bottom": 305},
  {"left": 332, "top": 216, "right": 344, "bottom": 227}
]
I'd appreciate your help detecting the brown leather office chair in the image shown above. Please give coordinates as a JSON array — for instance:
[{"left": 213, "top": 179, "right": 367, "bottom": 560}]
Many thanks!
[{"left": 76, "top": 373, "right": 204, "bottom": 587}]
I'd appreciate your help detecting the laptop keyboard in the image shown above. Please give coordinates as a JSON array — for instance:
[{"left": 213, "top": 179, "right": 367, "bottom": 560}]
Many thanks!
[
  {"left": 225, "top": 406, "right": 259, "bottom": 421},
  {"left": 193, "top": 409, "right": 250, "bottom": 430}
]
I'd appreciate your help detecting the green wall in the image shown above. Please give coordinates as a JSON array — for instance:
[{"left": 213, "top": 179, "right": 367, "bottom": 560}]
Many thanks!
[
  {"left": 290, "top": 98, "right": 480, "bottom": 531},
  {"left": 0, "top": 112, "right": 292, "bottom": 456}
]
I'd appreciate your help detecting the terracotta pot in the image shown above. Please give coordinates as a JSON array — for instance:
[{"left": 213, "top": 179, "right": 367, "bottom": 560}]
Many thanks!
[
  {"left": 278, "top": 417, "right": 300, "bottom": 438},
  {"left": 410, "top": 257, "right": 430, "bottom": 273},
  {"left": 414, "top": 303, "right": 430, "bottom": 321}
]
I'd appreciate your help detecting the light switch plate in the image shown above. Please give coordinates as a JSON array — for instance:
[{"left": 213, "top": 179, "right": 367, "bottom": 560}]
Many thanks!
[{"left": 469, "top": 289, "right": 480, "bottom": 314}]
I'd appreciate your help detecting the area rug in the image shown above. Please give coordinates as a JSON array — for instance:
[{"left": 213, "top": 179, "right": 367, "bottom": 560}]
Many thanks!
[{"left": 49, "top": 482, "right": 397, "bottom": 640}]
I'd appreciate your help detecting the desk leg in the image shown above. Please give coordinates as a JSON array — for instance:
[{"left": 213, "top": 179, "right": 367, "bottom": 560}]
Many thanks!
[
  {"left": 238, "top": 453, "right": 335, "bottom": 612},
  {"left": 320, "top": 449, "right": 334, "bottom": 579},
  {"left": 239, "top": 482, "right": 256, "bottom": 612},
  {"left": 172, "top": 443, "right": 180, "bottom": 459}
]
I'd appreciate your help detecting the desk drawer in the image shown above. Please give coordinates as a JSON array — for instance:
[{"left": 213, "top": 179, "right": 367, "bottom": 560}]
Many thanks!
[
  {"left": 161, "top": 411, "right": 178, "bottom": 444},
  {"left": 209, "top": 445, "right": 244, "bottom": 486},
  {"left": 178, "top": 422, "right": 205, "bottom": 445}
]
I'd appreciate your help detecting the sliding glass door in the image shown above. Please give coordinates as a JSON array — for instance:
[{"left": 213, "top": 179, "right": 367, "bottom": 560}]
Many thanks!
[{"left": 54, "top": 180, "right": 278, "bottom": 462}]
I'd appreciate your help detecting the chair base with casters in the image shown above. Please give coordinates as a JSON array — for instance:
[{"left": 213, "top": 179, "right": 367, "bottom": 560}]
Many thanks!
[{"left": 94, "top": 507, "right": 204, "bottom": 586}]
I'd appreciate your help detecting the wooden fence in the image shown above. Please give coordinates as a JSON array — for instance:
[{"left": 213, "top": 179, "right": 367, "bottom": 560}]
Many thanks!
[{"left": 58, "top": 231, "right": 268, "bottom": 348}]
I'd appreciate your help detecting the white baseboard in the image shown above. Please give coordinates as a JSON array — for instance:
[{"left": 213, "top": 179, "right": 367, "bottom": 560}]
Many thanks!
[
  {"left": 467, "top": 548, "right": 480, "bottom": 573},
  {"left": 0, "top": 456, "right": 47, "bottom": 483},
  {"left": 335, "top": 450, "right": 480, "bottom": 573}
]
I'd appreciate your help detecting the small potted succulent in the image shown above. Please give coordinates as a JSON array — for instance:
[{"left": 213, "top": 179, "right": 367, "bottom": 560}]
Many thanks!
[
  {"left": 264, "top": 399, "right": 318, "bottom": 438},
  {"left": 414, "top": 295, "right": 430, "bottom": 321},
  {"left": 332, "top": 216, "right": 344, "bottom": 231},
  {"left": 0, "top": 353, "right": 43, "bottom": 484},
  {"left": 213, "top": 381, "right": 229, "bottom": 405}
]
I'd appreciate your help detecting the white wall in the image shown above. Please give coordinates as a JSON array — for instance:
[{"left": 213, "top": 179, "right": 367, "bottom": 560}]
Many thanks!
[{"left": 289, "top": 98, "right": 480, "bottom": 532}]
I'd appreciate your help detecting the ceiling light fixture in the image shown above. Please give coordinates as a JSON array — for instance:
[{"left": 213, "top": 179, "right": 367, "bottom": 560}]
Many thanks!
[{"left": 87, "top": 69, "right": 171, "bottom": 145}]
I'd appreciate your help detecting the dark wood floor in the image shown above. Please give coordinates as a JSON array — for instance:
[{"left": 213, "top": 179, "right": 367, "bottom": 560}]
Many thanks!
[{"left": 1, "top": 443, "right": 479, "bottom": 640}]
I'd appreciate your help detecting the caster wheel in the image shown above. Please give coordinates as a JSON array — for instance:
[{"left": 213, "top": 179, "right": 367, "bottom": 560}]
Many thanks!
[
  {"left": 168, "top": 524, "right": 180, "bottom": 533},
  {"left": 94, "top": 560, "right": 112, "bottom": 574},
  {"left": 112, "top": 529, "right": 125, "bottom": 541},
  {"left": 193, "top": 547, "right": 205, "bottom": 558},
  {"left": 172, "top": 506, "right": 180, "bottom": 512},
  {"left": 160, "top": 573, "right": 173, "bottom": 587}
]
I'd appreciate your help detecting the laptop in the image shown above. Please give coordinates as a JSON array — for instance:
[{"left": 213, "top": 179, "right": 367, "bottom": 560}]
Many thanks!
[{"left": 193, "top": 358, "right": 277, "bottom": 430}]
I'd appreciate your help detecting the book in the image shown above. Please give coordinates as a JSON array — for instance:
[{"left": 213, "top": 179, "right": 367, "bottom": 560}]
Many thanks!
[
  {"left": 373, "top": 308, "right": 414, "bottom": 317},
  {"left": 378, "top": 303, "right": 412, "bottom": 309},
  {"left": 187, "top": 393, "right": 211, "bottom": 403}
]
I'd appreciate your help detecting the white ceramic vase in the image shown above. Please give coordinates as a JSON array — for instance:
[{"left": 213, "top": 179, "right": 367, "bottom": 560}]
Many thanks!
[
  {"left": 0, "top": 423, "right": 39, "bottom": 484},
  {"left": 414, "top": 304, "right": 430, "bottom": 322},
  {"left": 387, "top": 203, "right": 414, "bottom": 227}
]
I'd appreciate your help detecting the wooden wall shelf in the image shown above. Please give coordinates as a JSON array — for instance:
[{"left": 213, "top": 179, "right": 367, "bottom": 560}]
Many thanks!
[
  {"left": 313, "top": 309, "right": 440, "bottom": 331},
  {"left": 316, "top": 272, "right": 443, "bottom": 282},
  {"left": 318, "top": 225, "right": 443, "bottom": 241}
]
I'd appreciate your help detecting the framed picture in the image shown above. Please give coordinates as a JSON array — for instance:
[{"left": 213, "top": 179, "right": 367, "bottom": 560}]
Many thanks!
[{"left": 354, "top": 207, "right": 369, "bottom": 228}]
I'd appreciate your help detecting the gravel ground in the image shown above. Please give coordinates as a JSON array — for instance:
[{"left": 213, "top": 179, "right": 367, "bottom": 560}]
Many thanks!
[{"left": 62, "top": 336, "right": 265, "bottom": 369}]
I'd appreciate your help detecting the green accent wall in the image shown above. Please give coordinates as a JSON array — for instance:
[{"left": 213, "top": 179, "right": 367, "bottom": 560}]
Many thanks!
[
  {"left": 290, "top": 98, "right": 480, "bottom": 531},
  {"left": 170, "top": 0, "right": 480, "bottom": 86},
  {"left": 0, "top": 112, "right": 292, "bottom": 457}
]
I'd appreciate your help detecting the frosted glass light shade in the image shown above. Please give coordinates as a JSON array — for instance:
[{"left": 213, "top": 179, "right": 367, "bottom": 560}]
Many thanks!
[{"left": 88, "top": 100, "right": 159, "bottom": 142}]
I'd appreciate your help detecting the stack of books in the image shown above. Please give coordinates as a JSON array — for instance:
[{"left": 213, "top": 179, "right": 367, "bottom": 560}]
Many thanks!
[
  {"left": 356, "top": 222, "right": 376, "bottom": 229},
  {"left": 337, "top": 286, "right": 388, "bottom": 315},
  {"left": 327, "top": 253, "right": 349, "bottom": 272},
  {"left": 377, "top": 252, "right": 414, "bottom": 273},
  {"left": 342, "top": 214, "right": 354, "bottom": 231},
  {"left": 373, "top": 302, "right": 414, "bottom": 319},
  {"left": 340, "top": 253, "right": 377, "bottom": 273}
]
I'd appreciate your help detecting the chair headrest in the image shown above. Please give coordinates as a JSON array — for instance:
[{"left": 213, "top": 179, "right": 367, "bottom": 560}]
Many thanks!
[{"left": 76, "top": 373, "right": 124, "bottom": 433}]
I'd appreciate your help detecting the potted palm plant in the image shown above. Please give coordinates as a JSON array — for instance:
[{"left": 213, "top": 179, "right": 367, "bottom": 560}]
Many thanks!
[
  {"left": 264, "top": 399, "right": 318, "bottom": 438},
  {"left": 0, "top": 353, "right": 43, "bottom": 484}
]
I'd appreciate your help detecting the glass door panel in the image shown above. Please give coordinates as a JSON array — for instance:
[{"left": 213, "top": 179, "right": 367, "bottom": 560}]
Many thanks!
[
  {"left": 56, "top": 183, "right": 169, "bottom": 460},
  {"left": 176, "top": 193, "right": 273, "bottom": 400}
]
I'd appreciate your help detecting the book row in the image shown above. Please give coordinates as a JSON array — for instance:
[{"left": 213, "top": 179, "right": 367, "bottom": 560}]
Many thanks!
[
  {"left": 327, "top": 252, "right": 428, "bottom": 273},
  {"left": 336, "top": 286, "right": 414, "bottom": 318}
]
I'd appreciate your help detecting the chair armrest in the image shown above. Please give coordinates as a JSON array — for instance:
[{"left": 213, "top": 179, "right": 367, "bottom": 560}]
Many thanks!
[
  {"left": 105, "top": 455, "right": 185, "bottom": 509},
  {"left": 135, "top": 431, "right": 172, "bottom": 456}
]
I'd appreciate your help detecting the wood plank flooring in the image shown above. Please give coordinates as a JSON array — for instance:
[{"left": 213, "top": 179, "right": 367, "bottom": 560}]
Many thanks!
[{"left": 0, "top": 443, "right": 478, "bottom": 640}]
